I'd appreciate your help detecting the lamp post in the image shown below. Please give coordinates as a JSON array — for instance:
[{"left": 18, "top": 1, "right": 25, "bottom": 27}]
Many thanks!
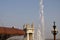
[{"left": 51, "top": 21, "right": 58, "bottom": 40}]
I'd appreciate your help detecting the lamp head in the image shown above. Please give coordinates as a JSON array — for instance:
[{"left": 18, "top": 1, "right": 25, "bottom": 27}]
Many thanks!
[{"left": 53, "top": 21, "right": 56, "bottom": 29}]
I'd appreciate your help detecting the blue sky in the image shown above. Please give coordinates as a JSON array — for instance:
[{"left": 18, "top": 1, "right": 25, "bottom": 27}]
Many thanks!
[{"left": 0, "top": 0, "right": 60, "bottom": 39}]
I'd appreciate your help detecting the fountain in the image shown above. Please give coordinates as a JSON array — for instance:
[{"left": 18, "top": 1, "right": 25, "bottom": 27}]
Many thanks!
[
  {"left": 35, "top": 0, "right": 45, "bottom": 40},
  {"left": 40, "top": 0, "right": 45, "bottom": 40}
]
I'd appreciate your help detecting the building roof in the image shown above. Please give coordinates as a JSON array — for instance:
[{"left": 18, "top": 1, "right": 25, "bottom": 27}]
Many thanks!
[{"left": 0, "top": 26, "right": 25, "bottom": 35}]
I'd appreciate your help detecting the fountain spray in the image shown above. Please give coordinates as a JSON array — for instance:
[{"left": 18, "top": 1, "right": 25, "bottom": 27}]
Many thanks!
[
  {"left": 35, "top": 0, "right": 45, "bottom": 40},
  {"left": 40, "top": 0, "right": 45, "bottom": 40}
]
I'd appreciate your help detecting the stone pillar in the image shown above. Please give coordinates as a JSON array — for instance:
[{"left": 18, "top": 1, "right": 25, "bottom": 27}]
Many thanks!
[
  {"left": 27, "top": 33, "right": 29, "bottom": 40},
  {"left": 23, "top": 23, "right": 34, "bottom": 40}
]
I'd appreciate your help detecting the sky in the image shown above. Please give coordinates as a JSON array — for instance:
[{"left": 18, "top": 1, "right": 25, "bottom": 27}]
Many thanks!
[{"left": 0, "top": 0, "right": 60, "bottom": 39}]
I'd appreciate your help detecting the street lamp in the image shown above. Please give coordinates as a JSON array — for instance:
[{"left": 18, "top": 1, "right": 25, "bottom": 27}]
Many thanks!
[{"left": 51, "top": 21, "right": 58, "bottom": 40}]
